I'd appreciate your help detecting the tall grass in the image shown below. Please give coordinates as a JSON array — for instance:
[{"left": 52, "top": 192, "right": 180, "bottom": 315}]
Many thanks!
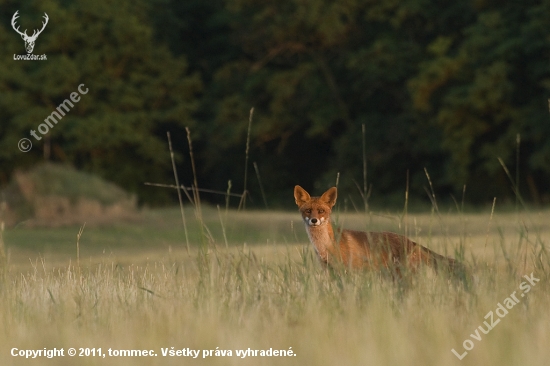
[
  {"left": 1, "top": 205, "right": 550, "bottom": 365},
  {"left": 2, "top": 125, "right": 549, "bottom": 365}
]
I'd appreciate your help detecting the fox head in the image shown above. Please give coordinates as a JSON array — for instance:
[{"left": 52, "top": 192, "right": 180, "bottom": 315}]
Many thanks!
[{"left": 294, "top": 185, "right": 337, "bottom": 227}]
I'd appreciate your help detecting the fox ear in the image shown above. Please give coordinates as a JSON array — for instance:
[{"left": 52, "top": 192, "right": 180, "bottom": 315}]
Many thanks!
[
  {"left": 320, "top": 187, "right": 337, "bottom": 207},
  {"left": 294, "top": 185, "right": 311, "bottom": 207}
]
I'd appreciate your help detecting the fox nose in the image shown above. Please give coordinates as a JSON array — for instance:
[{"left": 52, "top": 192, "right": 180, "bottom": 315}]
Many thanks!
[{"left": 310, "top": 218, "right": 318, "bottom": 225}]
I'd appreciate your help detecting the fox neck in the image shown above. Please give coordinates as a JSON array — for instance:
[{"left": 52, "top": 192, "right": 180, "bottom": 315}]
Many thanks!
[{"left": 304, "top": 220, "right": 337, "bottom": 262}]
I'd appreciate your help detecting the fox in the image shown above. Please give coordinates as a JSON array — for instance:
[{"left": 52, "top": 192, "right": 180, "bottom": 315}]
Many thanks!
[{"left": 294, "top": 185, "right": 464, "bottom": 276}]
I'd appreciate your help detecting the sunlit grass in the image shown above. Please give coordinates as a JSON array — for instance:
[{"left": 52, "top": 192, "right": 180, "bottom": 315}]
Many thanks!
[{"left": 1, "top": 206, "right": 549, "bottom": 365}]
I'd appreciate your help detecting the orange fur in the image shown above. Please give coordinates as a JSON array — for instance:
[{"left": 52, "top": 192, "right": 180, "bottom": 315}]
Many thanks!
[{"left": 294, "top": 185, "right": 462, "bottom": 275}]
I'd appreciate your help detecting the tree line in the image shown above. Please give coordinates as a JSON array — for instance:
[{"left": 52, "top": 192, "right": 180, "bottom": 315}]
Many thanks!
[{"left": 1, "top": 0, "right": 549, "bottom": 208}]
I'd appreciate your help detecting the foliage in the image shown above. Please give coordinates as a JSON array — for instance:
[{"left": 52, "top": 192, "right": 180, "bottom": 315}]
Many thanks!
[
  {"left": 410, "top": 0, "right": 550, "bottom": 201},
  {"left": 1, "top": 0, "right": 549, "bottom": 207},
  {"left": 0, "top": 0, "right": 201, "bottom": 203}
]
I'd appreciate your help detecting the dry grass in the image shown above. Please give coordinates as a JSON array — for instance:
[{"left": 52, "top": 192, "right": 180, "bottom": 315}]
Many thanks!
[{"left": 1, "top": 207, "right": 549, "bottom": 365}]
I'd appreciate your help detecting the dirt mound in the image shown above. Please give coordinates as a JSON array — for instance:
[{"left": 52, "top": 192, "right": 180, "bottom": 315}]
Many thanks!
[{"left": 1, "top": 163, "right": 139, "bottom": 227}]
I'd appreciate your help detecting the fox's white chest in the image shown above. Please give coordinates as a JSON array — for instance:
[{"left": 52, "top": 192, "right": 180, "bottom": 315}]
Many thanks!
[{"left": 304, "top": 224, "right": 333, "bottom": 262}]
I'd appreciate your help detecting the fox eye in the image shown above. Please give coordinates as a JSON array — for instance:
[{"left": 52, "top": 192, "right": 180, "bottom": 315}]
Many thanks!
[
  {"left": 318, "top": 209, "right": 324, "bottom": 214},
  {"left": 305, "top": 209, "right": 312, "bottom": 214}
]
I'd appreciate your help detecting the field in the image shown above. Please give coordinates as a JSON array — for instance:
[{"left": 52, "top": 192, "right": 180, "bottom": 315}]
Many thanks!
[{"left": 1, "top": 204, "right": 549, "bottom": 366}]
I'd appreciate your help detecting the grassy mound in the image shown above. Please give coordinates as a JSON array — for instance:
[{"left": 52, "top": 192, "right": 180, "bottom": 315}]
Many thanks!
[{"left": 1, "top": 163, "right": 138, "bottom": 227}]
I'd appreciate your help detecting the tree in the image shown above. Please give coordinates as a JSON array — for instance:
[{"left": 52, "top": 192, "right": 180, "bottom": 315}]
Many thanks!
[
  {"left": 0, "top": 0, "right": 201, "bottom": 202},
  {"left": 201, "top": 0, "right": 474, "bottom": 206},
  {"left": 410, "top": 0, "right": 550, "bottom": 202}
]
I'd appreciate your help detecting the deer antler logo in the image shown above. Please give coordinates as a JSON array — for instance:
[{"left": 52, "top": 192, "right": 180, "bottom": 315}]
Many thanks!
[{"left": 11, "top": 10, "right": 49, "bottom": 54}]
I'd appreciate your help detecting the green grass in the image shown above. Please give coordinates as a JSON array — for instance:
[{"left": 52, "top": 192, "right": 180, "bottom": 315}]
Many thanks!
[
  {"left": 1, "top": 205, "right": 550, "bottom": 365},
  {"left": 3, "top": 206, "right": 304, "bottom": 266}
]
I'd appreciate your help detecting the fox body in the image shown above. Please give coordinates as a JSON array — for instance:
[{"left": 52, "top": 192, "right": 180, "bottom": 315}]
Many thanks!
[{"left": 294, "top": 185, "right": 461, "bottom": 274}]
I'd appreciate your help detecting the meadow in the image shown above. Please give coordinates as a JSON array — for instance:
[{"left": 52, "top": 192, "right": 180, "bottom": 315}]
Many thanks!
[{"left": 1, "top": 203, "right": 549, "bottom": 366}]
